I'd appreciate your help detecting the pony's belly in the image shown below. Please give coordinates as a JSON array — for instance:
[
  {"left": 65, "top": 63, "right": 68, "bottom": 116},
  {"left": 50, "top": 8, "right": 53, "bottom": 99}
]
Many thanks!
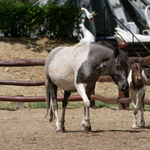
[{"left": 49, "top": 64, "right": 76, "bottom": 92}]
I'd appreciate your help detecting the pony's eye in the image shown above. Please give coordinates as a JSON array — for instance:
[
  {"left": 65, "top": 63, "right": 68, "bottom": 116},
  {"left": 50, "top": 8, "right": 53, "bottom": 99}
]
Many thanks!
[
  {"left": 132, "top": 69, "right": 135, "bottom": 73},
  {"left": 89, "top": 15, "right": 91, "bottom": 18},
  {"left": 114, "top": 74, "right": 121, "bottom": 80}
]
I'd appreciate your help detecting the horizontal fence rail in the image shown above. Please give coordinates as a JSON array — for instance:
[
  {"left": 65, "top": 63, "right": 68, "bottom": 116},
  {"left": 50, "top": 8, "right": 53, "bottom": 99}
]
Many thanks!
[
  {"left": 0, "top": 76, "right": 113, "bottom": 86},
  {"left": 0, "top": 94, "right": 150, "bottom": 105},
  {"left": 0, "top": 59, "right": 45, "bottom": 66},
  {"left": 0, "top": 80, "right": 45, "bottom": 86},
  {"left": 0, "top": 77, "right": 150, "bottom": 86},
  {"left": 0, "top": 55, "right": 149, "bottom": 67}
]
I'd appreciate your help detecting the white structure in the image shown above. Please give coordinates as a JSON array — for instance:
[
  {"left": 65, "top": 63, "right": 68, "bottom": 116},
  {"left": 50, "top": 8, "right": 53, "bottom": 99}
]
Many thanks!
[
  {"left": 108, "top": 0, "right": 139, "bottom": 34},
  {"left": 114, "top": 4, "right": 150, "bottom": 43},
  {"left": 142, "top": 5, "right": 150, "bottom": 35},
  {"left": 114, "top": 27, "right": 150, "bottom": 42},
  {"left": 79, "top": 7, "right": 95, "bottom": 42}
]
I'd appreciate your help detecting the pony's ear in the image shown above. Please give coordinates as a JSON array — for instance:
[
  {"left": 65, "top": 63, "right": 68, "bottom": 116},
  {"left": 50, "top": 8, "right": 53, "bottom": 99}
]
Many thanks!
[
  {"left": 139, "top": 57, "right": 144, "bottom": 64},
  {"left": 127, "top": 60, "right": 132, "bottom": 66},
  {"left": 114, "top": 47, "right": 119, "bottom": 57}
]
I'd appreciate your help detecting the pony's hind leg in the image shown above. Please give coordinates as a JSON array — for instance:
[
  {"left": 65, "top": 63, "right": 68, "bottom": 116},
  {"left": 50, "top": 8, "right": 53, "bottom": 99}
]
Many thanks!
[
  {"left": 60, "top": 91, "right": 71, "bottom": 132},
  {"left": 140, "top": 94, "right": 145, "bottom": 128},
  {"left": 49, "top": 81, "right": 61, "bottom": 132}
]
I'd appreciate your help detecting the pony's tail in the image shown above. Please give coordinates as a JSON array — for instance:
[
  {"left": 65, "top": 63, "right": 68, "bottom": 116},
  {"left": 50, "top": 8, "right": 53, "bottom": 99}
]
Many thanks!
[{"left": 45, "top": 79, "right": 54, "bottom": 122}]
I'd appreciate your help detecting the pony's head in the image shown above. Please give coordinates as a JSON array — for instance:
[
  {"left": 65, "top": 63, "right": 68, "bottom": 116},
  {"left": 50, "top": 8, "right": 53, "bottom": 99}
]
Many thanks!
[
  {"left": 107, "top": 47, "right": 129, "bottom": 91},
  {"left": 130, "top": 59, "right": 144, "bottom": 85}
]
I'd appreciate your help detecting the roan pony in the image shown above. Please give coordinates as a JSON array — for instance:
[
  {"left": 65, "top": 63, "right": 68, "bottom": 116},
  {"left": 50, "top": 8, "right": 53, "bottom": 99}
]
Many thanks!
[
  {"left": 45, "top": 41, "right": 129, "bottom": 133},
  {"left": 128, "top": 59, "right": 147, "bottom": 128}
]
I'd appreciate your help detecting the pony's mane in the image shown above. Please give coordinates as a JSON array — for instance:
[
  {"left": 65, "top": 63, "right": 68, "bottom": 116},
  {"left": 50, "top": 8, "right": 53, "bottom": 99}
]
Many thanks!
[
  {"left": 94, "top": 41, "right": 115, "bottom": 49},
  {"left": 93, "top": 41, "right": 128, "bottom": 66},
  {"left": 116, "top": 49, "right": 128, "bottom": 67}
]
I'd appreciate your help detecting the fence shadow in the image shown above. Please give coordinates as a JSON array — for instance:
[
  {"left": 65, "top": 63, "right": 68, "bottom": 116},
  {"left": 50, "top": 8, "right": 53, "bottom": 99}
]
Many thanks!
[
  {"left": 65, "top": 129, "right": 142, "bottom": 133},
  {"left": 0, "top": 108, "right": 17, "bottom": 111}
]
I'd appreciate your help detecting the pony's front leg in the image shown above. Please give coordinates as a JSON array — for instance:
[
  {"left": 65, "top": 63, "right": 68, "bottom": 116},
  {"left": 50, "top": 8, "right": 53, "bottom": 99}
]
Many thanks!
[
  {"left": 75, "top": 83, "right": 91, "bottom": 132},
  {"left": 132, "top": 97, "right": 138, "bottom": 129},
  {"left": 82, "top": 106, "right": 91, "bottom": 133},
  {"left": 132, "top": 110, "right": 138, "bottom": 129},
  {"left": 75, "top": 83, "right": 90, "bottom": 107}
]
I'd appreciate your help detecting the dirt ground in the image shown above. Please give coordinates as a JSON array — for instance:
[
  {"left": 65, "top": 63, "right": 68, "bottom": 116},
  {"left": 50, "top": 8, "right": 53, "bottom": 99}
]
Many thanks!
[
  {"left": 0, "top": 37, "right": 150, "bottom": 150},
  {"left": 1, "top": 107, "right": 150, "bottom": 150}
]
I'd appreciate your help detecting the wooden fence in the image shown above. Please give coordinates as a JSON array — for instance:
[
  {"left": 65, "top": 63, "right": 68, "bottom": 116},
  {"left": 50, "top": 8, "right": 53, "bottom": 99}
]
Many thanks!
[{"left": 0, "top": 56, "right": 150, "bottom": 109}]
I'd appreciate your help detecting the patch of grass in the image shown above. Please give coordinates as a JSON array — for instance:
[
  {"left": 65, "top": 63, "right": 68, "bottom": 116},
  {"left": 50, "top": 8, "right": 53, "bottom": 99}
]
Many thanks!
[
  {"left": 95, "top": 101, "right": 118, "bottom": 109},
  {"left": 67, "top": 102, "right": 83, "bottom": 108},
  {"left": 26, "top": 102, "right": 46, "bottom": 109},
  {"left": 145, "top": 105, "right": 150, "bottom": 111},
  {"left": 57, "top": 102, "right": 83, "bottom": 109},
  {"left": 0, "top": 102, "right": 16, "bottom": 109}
]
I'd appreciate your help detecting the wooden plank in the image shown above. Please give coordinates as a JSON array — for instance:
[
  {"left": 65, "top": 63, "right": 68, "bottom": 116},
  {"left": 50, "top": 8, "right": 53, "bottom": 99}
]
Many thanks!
[
  {"left": 0, "top": 94, "right": 118, "bottom": 104},
  {"left": 1, "top": 78, "right": 150, "bottom": 86},
  {"left": 0, "top": 80, "right": 45, "bottom": 86},
  {"left": 0, "top": 59, "right": 45, "bottom": 67}
]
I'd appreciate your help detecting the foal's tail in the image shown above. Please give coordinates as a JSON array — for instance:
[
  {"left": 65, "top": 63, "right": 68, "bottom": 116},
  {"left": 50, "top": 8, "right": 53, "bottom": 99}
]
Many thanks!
[{"left": 45, "top": 78, "right": 54, "bottom": 122}]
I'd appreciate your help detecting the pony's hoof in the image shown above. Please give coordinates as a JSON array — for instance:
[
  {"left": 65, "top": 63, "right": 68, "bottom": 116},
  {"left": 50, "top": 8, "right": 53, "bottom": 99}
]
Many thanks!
[
  {"left": 141, "top": 124, "right": 145, "bottom": 128},
  {"left": 132, "top": 125, "right": 138, "bottom": 129},
  {"left": 141, "top": 122, "right": 145, "bottom": 128},
  {"left": 56, "top": 128, "right": 65, "bottom": 133},
  {"left": 83, "top": 126, "right": 91, "bottom": 133}
]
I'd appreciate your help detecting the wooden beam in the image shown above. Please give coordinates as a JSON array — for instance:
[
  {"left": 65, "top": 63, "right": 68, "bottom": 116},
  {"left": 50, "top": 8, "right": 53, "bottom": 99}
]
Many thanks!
[
  {"left": 0, "top": 80, "right": 44, "bottom": 86},
  {"left": 0, "top": 59, "right": 45, "bottom": 67}
]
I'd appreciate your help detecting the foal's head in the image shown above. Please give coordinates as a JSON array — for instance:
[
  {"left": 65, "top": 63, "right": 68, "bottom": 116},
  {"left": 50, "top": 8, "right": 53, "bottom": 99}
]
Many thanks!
[
  {"left": 130, "top": 59, "right": 144, "bottom": 85},
  {"left": 107, "top": 47, "right": 129, "bottom": 91}
]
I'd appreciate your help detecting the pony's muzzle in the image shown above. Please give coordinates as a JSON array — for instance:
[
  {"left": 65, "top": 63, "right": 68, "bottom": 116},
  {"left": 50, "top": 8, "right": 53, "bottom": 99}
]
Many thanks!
[
  {"left": 136, "top": 77, "right": 142, "bottom": 84},
  {"left": 119, "top": 81, "right": 129, "bottom": 91}
]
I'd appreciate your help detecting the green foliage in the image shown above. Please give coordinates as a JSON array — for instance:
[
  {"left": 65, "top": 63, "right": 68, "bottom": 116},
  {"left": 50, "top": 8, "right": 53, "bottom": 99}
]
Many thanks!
[{"left": 0, "top": 0, "right": 81, "bottom": 38}]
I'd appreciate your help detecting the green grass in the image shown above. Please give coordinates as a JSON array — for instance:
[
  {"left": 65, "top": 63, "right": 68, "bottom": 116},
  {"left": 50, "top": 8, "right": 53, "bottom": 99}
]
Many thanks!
[
  {"left": 1, "top": 101, "right": 150, "bottom": 111},
  {"left": 144, "top": 105, "right": 150, "bottom": 111},
  {"left": 0, "top": 102, "right": 16, "bottom": 109},
  {"left": 95, "top": 101, "right": 118, "bottom": 109},
  {"left": 26, "top": 102, "right": 46, "bottom": 108}
]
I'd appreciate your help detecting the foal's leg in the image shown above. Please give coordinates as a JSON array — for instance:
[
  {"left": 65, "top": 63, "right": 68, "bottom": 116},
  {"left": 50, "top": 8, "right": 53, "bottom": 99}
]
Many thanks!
[
  {"left": 140, "top": 94, "right": 145, "bottom": 128},
  {"left": 132, "top": 110, "right": 138, "bottom": 129},
  {"left": 132, "top": 95, "right": 139, "bottom": 129},
  {"left": 60, "top": 91, "right": 71, "bottom": 132}
]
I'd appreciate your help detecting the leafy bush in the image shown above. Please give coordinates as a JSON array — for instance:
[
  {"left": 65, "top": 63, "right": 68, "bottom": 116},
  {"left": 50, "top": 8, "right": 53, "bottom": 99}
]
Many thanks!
[{"left": 0, "top": 0, "right": 81, "bottom": 38}]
